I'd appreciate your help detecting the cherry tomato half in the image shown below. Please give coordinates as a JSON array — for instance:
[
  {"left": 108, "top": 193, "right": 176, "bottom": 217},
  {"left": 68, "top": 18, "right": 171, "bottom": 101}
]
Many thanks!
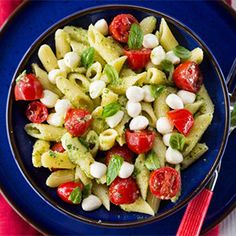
[
  {"left": 168, "top": 109, "right": 194, "bottom": 136},
  {"left": 109, "top": 177, "right": 139, "bottom": 205},
  {"left": 57, "top": 181, "right": 84, "bottom": 204},
  {"left": 14, "top": 73, "right": 43, "bottom": 101},
  {"left": 105, "top": 145, "right": 134, "bottom": 166},
  {"left": 124, "top": 48, "right": 151, "bottom": 70},
  {"left": 51, "top": 142, "right": 65, "bottom": 153},
  {"left": 109, "top": 14, "right": 138, "bottom": 43},
  {"left": 173, "top": 61, "right": 203, "bottom": 93},
  {"left": 65, "top": 108, "right": 92, "bottom": 137},
  {"left": 125, "top": 129, "right": 155, "bottom": 154},
  {"left": 25, "top": 101, "right": 48, "bottom": 123},
  {"left": 149, "top": 167, "right": 181, "bottom": 200}
]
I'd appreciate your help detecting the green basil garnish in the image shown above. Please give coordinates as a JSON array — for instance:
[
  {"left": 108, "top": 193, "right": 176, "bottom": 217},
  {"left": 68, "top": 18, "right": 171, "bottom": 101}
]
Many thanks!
[
  {"left": 150, "top": 85, "right": 166, "bottom": 98},
  {"left": 82, "top": 183, "right": 92, "bottom": 198},
  {"left": 102, "top": 102, "right": 121, "bottom": 118},
  {"left": 106, "top": 155, "right": 123, "bottom": 185},
  {"left": 169, "top": 133, "right": 185, "bottom": 151},
  {"left": 104, "top": 64, "right": 119, "bottom": 85},
  {"left": 160, "top": 59, "right": 174, "bottom": 82},
  {"left": 78, "top": 137, "right": 89, "bottom": 150},
  {"left": 173, "top": 45, "right": 191, "bottom": 60},
  {"left": 69, "top": 187, "right": 82, "bottom": 204},
  {"left": 145, "top": 150, "right": 160, "bottom": 171},
  {"left": 128, "top": 23, "right": 143, "bottom": 50},
  {"left": 81, "top": 47, "right": 95, "bottom": 69},
  {"left": 231, "top": 104, "right": 236, "bottom": 127}
]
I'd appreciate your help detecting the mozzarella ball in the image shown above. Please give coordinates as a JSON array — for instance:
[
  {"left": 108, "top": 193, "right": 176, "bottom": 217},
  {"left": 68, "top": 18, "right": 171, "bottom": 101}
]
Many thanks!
[
  {"left": 64, "top": 52, "right": 80, "bottom": 69},
  {"left": 142, "top": 34, "right": 159, "bottom": 49},
  {"left": 129, "top": 115, "right": 149, "bottom": 131},
  {"left": 126, "top": 86, "right": 144, "bottom": 102},
  {"left": 55, "top": 99, "right": 72, "bottom": 116},
  {"left": 156, "top": 117, "right": 174, "bottom": 134},
  {"left": 166, "top": 93, "right": 184, "bottom": 109},
  {"left": 165, "top": 147, "right": 183, "bottom": 164},
  {"left": 163, "top": 133, "right": 172, "bottom": 146},
  {"left": 165, "top": 51, "right": 180, "bottom": 65},
  {"left": 89, "top": 80, "right": 106, "bottom": 99},
  {"left": 118, "top": 161, "right": 134, "bottom": 179},
  {"left": 94, "top": 19, "right": 108, "bottom": 35},
  {"left": 126, "top": 101, "right": 142, "bottom": 118},
  {"left": 177, "top": 90, "right": 196, "bottom": 104},
  {"left": 82, "top": 195, "right": 102, "bottom": 211},
  {"left": 151, "top": 46, "right": 166, "bottom": 65},
  {"left": 48, "top": 69, "right": 66, "bottom": 84},
  {"left": 142, "top": 85, "right": 155, "bottom": 102},
  {"left": 105, "top": 110, "right": 124, "bottom": 128},
  {"left": 40, "top": 90, "right": 59, "bottom": 108},
  {"left": 47, "top": 113, "right": 64, "bottom": 127},
  {"left": 90, "top": 161, "right": 107, "bottom": 179}
]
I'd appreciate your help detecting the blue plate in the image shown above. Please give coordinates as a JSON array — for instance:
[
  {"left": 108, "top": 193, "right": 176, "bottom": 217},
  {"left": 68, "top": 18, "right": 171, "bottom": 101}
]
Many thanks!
[{"left": 0, "top": 0, "right": 236, "bottom": 234}]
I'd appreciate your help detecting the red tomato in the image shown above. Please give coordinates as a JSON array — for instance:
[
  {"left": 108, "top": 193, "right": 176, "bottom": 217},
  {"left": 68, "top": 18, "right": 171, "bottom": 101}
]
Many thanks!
[
  {"left": 109, "top": 177, "right": 139, "bottom": 205},
  {"left": 14, "top": 73, "right": 43, "bottom": 101},
  {"left": 149, "top": 167, "right": 181, "bottom": 200},
  {"left": 64, "top": 108, "right": 92, "bottom": 137},
  {"left": 124, "top": 48, "right": 151, "bottom": 70},
  {"left": 168, "top": 109, "right": 194, "bottom": 136},
  {"left": 125, "top": 129, "right": 155, "bottom": 154},
  {"left": 173, "top": 61, "right": 203, "bottom": 93},
  {"left": 51, "top": 143, "right": 65, "bottom": 153},
  {"left": 105, "top": 145, "right": 134, "bottom": 166},
  {"left": 109, "top": 14, "right": 138, "bottom": 43},
  {"left": 25, "top": 101, "right": 48, "bottom": 123},
  {"left": 57, "top": 181, "right": 84, "bottom": 204}
]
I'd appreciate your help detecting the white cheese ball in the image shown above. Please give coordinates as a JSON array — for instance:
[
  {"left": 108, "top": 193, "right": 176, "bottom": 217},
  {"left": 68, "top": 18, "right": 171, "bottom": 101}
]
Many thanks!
[
  {"left": 165, "top": 147, "right": 183, "bottom": 164},
  {"left": 118, "top": 161, "right": 134, "bottom": 179},
  {"left": 166, "top": 93, "right": 184, "bottom": 109},
  {"left": 47, "top": 113, "right": 64, "bottom": 127},
  {"left": 177, "top": 90, "right": 196, "bottom": 104},
  {"left": 162, "top": 133, "right": 172, "bottom": 147},
  {"left": 165, "top": 51, "right": 180, "bottom": 65},
  {"left": 90, "top": 161, "right": 107, "bottom": 179},
  {"left": 94, "top": 19, "right": 108, "bottom": 35},
  {"left": 105, "top": 110, "right": 124, "bottom": 128},
  {"left": 126, "top": 86, "right": 144, "bottom": 102},
  {"left": 89, "top": 80, "right": 106, "bottom": 99},
  {"left": 142, "top": 34, "right": 159, "bottom": 49},
  {"left": 151, "top": 46, "right": 166, "bottom": 65},
  {"left": 126, "top": 101, "right": 142, "bottom": 118},
  {"left": 48, "top": 69, "right": 66, "bottom": 84},
  {"left": 82, "top": 195, "right": 102, "bottom": 211},
  {"left": 55, "top": 99, "right": 72, "bottom": 117},
  {"left": 156, "top": 117, "right": 174, "bottom": 134},
  {"left": 142, "top": 85, "right": 155, "bottom": 102},
  {"left": 64, "top": 51, "right": 80, "bottom": 69},
  {"left": 129, "top": 115, "right": 149, "bottom": 131},
  {"left": 40, "top": 90, "right": 59, "bottom": 108}
]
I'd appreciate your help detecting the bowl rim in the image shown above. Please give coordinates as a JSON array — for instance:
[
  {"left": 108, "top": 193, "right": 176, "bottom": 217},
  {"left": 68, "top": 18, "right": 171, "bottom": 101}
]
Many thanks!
[{"left": 6, "top": 4, "right": 230, "bottom": 228}]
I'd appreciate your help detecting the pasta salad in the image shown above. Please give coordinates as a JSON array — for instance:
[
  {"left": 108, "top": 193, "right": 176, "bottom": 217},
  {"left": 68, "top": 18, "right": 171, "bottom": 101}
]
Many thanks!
[{"left": 14, "top": 14, "right": 214, "bottom": 215}]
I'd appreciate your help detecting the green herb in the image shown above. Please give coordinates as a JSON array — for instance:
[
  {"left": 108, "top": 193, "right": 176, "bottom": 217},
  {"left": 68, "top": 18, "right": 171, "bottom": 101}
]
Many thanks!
[
  {"left": 78, "top": 137, "right": 89, "bottom": 149},
  {"left": 145, "top": 150, "right": 160, "bottom": 170},
  {"left": 81, "top": 47, "right": 94, "bottom": 69},
  {"left": 49, "top": 150, "right": 56, "bottom": 158},
  {"left": 173, "top": 45, "right": 191, "bottom": 60},
  {"left": 106, "top": 155, "right": 123, "bottom": 185},
  {"left": 160, "top": 59, "right": 174, "bottom": 82},
  {"left": 150, "top": 85, "right": 166, "bottom": 98},
  {"left": 231, "top": 104, "right": 236, "bottom": 126},
  {"left": 169, "top": 133, "right": 185, "bottom": 151},
  {"left": 82, "top": 183, "right": 92, "bottom": 198},
  {"left": 104, "top": 64, "right": 119, "bottom": 85},
  {"left": 102, "top": 102, "right": 121, "bottom": 118},
  {"left": 132, "top": 167, "right": 141, "bottom": 177},
  {"left": 128, "top": 23, "right": 143, "bottom": 50},
  {"left": 66, "top": 144, "right": 72, "bottom": 150},
  {"left": 69, "top": 187, "right": 82, "bottom": 204}
]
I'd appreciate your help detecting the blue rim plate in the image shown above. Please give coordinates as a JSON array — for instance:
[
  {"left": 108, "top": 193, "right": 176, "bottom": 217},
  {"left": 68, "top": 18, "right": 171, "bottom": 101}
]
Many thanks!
[{"left": 1, "top": 2, "right": 235, "bottom": 232}]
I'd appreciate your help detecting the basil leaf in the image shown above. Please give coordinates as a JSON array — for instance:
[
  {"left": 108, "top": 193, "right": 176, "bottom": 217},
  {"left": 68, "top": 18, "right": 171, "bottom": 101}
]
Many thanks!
[
  {"left": 81, "top": 47, "right": 95, "bottom": 69},
  {"left": 104, "top": 64, "right": 119, "bottom": 85},
  {"left": 69, "top": 187, "right": 82, "bottom": 204},
  {"left": 160, "top": 59, "right": 174, "bottom": 82},
  {"left": 169, "top": 133, "right": 185, "bottom": 151},
  {"left": 145, "top": 150, "right": 160, "bottom": 171},
  {"left": 106, "top": 155, "right": 123, "bottom": 185},
  {"left": 150, "top": 85, "right": 166, "bottom": 98},
  {"left": 82, "top": 183, "right": 92, "bottom": 198},
  {"left": 78, "top": 137, "right": 89, "bottom": 150},
  {"left": 102, "top": 102, "right": 121, "bottom": 118},
  {"left": 231, "top": 104, "right": 236, "bottom": 126},
  {"left": 173, "top": 45, "right": 191, "bottom": 60},
  {"left": 128, "top": 24, "right": 143, "bottom": 50}
]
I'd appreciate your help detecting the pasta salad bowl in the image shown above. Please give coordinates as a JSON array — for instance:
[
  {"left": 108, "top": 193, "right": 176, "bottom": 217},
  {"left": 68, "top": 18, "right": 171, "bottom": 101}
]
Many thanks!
[{"left": 6, "top": 5, "right": 230, "bottom": 227}]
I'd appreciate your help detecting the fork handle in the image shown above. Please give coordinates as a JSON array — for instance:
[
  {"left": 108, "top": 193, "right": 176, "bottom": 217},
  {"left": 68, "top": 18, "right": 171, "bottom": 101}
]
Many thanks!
[{"left": 176, "top": 189, "right": 213, "bottom": 236}]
